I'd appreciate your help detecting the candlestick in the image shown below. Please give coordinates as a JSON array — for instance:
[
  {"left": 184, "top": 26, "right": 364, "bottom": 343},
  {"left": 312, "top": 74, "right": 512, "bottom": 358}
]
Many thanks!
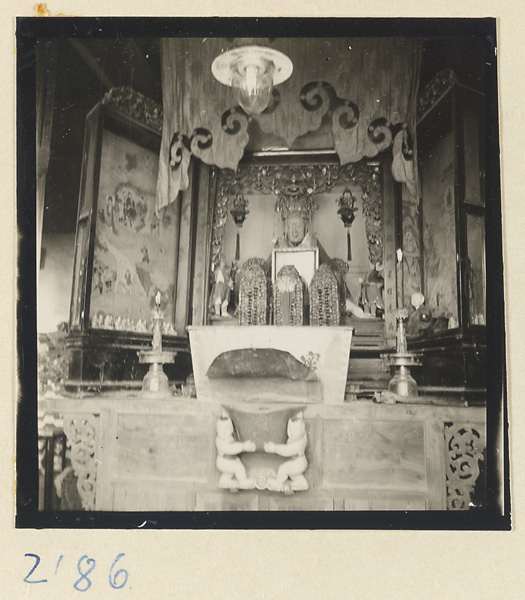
[
  {"left": 396, "top": 248, "right": 404, "bottom": 308},
  {"left": 137, "top": 289, "right": 177, "bottom": 398}
]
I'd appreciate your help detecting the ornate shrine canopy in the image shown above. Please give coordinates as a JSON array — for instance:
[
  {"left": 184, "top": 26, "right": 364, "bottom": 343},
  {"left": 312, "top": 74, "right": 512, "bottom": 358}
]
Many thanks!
[{"left": 156, "top": 38, "right": 422, "bottom": 212}]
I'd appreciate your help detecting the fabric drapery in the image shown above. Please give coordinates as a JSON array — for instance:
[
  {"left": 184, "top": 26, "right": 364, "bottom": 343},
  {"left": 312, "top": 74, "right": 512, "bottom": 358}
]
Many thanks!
[{"left": 156, "top": 38, "right": 422, "bottom": 212}]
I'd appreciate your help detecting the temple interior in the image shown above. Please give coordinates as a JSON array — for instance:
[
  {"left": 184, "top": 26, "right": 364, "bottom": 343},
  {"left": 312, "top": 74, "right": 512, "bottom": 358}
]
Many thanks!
[{"left": 35, "top": 34, "right": 493, "bottom": 513}]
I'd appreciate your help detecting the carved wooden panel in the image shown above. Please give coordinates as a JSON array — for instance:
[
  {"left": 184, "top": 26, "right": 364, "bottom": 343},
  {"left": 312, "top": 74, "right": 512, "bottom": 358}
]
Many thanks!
[
  {"left": 116, "top": 414, "right": 212, "bottom": 481},
  {"left": 445, "top": 422, "right": 486, "bottom": 510},
  {"left": 63, "top": 414, "right": 100, "bottom": 511},
  {"left": 321, "top": 419, "right": 426, "bottom": 490}
]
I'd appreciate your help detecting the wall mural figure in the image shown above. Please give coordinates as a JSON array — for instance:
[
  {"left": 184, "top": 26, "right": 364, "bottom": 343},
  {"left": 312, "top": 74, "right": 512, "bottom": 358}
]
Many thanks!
[{"left": 90, "top": 130, "right": 178, "bottom": 333}]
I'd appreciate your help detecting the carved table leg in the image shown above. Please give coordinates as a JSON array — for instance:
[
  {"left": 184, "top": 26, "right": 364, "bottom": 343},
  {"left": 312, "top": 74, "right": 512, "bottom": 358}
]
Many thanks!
[{"left": 445, "top": 422, "right": 486, "bottom": 510}]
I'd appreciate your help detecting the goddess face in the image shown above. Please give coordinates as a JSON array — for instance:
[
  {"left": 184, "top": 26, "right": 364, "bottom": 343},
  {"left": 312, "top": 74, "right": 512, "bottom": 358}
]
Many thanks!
[{"left": 285, "top": 214, "right": 307, "bottom": 246}]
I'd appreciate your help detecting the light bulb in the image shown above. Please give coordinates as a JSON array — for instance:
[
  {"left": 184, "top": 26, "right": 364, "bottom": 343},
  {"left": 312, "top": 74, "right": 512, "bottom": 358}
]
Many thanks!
[
  {"left": 234, "top": 60, "right": 274, "bottom": 116},
  {"left": 244, "top": 64, "right": 259, "bottom": 97}
]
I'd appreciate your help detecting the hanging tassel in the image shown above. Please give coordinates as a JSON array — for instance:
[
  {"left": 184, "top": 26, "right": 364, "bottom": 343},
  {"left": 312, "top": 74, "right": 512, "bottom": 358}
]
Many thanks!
[
  {"left": 347, "top": 229, "right": 352, "bottom": 261},
  {"left": 235, "top": 231, "right": 241, "bottom": 262}
]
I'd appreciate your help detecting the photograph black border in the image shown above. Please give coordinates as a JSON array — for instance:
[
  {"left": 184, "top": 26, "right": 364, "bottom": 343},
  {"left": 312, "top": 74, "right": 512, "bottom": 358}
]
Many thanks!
[{"left": 16, "top": 16, "right": 510, "bottom": 530}]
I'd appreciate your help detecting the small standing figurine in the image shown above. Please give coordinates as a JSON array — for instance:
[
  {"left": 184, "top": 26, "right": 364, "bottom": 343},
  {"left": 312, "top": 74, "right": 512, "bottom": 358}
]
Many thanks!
[
  {"left": 359, "top": 262, "right": 385, "bottom": 317},
  {"left": 216, "top": 416, "right": 256, "bottom": 491},
  {"left": 152, "top": 291, "right": 163, "bottom": 352},
  {"left": 264, "top": 413, "right": 309, "bottom": 493},
  {"left": 209, "top": 256, "right": 231, "bottom": 317},
  {"left": 395, "top": 308, "right": 409, "bottom": 354}
]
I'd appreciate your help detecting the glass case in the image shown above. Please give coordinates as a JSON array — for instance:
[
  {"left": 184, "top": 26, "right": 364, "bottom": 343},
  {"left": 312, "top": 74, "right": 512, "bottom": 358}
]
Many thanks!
[
  {"left": 66, "top": 89, "right": 189, "bottom": 388},
  {"left": 412, "top": 71, "right": 486, "bottom": 389}
]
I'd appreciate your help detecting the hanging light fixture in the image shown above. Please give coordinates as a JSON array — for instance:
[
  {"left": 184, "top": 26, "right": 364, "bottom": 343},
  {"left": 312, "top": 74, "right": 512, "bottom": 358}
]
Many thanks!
[{"left": 212, "top": 44, "right": 293, "bottom": 116}]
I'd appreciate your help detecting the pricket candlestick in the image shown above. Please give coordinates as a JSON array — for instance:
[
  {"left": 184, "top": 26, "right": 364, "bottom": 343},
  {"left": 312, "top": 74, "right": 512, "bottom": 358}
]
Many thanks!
[
  {"left": 137, "top": 291, "right": 177, "bottom": 397},
  {"left": 381, "top": 308, "right": 422, "bottom": 399}
]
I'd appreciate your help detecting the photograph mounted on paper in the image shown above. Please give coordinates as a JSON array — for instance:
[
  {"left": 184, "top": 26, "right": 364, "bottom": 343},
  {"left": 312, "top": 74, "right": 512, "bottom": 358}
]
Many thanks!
[{"left": 17, "top": 18, "right": 507, "bottom": 526}]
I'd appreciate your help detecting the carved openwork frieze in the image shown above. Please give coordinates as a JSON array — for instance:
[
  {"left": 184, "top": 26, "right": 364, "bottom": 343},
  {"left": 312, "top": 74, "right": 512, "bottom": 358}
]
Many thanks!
[
  {"left": 63, "top": 414, "right": 100, "bottom": 511},
  {"left": 417, "top": 69, "right": 457, "bottom": 122},
  {"left": 102, "top": 86, "right": 163, "bottom": 132},
  {"left": 445, "top": 422, "right": 486, "bottom": 510},
  {"left": 212, "top": 162, "right": 383, "bottom": 270}
]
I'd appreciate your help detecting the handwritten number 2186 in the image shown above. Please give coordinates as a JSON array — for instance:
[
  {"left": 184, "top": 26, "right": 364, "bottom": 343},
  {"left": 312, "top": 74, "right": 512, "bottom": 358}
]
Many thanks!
[{"left": 23, "top": 553, "right": 128, "bottom": 591}]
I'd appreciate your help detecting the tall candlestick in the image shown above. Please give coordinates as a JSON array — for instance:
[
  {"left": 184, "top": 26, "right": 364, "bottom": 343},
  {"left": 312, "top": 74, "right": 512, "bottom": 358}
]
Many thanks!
[{"left": 396, "top": 249, "right": 404, "bottom": 308}]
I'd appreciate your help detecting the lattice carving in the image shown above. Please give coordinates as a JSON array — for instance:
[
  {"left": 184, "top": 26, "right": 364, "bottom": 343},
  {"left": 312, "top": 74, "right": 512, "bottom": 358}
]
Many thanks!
[
  {"left": 63, "top": 414, "right": 100, "bottom": 511},
  {"left": 310, "top": 265, "right": 340, "bottom": 326},
  {"left": 102, "top": 86, "right": 163, "bottom": 132},
  {"left": 274, "top": 265, "right": 303, "bottom": 326},
  {"left": 445, "top": 422, "right": 486, "bottom": 511},
  {"left": 417, "top": 69, "right": 457, "bottom": 122},
  {"left": 239, "top": 262, "right": 267, "bottom": 325}
]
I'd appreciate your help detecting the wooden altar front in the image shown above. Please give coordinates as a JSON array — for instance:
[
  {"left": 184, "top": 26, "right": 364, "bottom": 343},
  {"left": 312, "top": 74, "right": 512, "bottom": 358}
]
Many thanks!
[{"left": 40, "top": 395, "right": 486, "bottom": 512}]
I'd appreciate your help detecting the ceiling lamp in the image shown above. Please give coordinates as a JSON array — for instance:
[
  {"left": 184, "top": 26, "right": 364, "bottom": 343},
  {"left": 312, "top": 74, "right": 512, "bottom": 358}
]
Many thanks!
[{"left": 212, "top": 45, "right": 293, "bottom": 116}]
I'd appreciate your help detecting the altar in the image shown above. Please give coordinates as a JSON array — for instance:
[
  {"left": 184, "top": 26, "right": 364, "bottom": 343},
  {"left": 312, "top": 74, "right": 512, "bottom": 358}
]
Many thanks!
[{"left": 39, "top": 394, "right": 486, "bottom": 512}]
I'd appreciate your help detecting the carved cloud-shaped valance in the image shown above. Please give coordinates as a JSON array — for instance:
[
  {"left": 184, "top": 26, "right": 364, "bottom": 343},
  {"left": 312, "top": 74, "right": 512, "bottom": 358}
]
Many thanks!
[{"left": 156, "top": 38, "right": 422, "bottom": 211}]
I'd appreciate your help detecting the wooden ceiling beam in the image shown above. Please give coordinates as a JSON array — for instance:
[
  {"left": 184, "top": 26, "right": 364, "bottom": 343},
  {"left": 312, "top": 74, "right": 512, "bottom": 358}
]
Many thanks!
[
  {"left": 126, "top": 39, "right": 160, "bottom": 98},
  {"left": 68, "top": 38, "right": 115, "bottom": 91}
]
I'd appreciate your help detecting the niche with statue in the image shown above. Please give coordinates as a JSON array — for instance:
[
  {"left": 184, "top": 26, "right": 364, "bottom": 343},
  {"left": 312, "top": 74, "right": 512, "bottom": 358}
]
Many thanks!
[{"left": 207, "top": 155, "right": 397, "bottom": 335}]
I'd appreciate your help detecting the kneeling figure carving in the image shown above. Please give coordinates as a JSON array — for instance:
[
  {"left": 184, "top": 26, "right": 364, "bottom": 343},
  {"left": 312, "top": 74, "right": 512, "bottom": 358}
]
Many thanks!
[
  {"left": 264, "top": 413, "right": 309, "bottom": 494},
  {"left": 216, "top": 416, "right": 256, "bottom": 491}
]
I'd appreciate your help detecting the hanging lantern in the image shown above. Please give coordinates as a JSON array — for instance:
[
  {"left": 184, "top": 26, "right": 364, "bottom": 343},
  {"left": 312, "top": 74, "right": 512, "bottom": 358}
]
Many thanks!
[
  {"left": 336, "top": 188, "right": 358, "bottom": 261},
  {"left": 229, "top": 186, "right": 249, "bottom": 261},
  {"left": 211, "top": 43, "right": 293, "bottom": 116}
]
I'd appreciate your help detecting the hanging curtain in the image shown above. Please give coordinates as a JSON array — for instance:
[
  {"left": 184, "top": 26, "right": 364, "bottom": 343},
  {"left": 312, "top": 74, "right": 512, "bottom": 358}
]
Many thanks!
[{"left": 156, "top": 37, "right": 422, "bottom": 212}]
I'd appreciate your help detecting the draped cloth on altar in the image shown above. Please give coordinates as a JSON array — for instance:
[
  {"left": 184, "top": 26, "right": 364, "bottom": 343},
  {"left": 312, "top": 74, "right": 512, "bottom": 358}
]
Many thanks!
[{"left": 156, "top": 38, "right": 422, "bottom": 211}]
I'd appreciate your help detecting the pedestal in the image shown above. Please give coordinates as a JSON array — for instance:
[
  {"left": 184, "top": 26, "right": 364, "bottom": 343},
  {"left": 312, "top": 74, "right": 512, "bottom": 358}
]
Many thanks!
[
  {"left": 381, "top": 353, "right": 423, "bottom": 398},
  {"left": 137, "top": 350, "right": 176, "bottom": 398}
]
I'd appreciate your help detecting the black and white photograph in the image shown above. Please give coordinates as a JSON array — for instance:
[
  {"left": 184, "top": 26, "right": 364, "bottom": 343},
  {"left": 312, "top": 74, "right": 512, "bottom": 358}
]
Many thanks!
[{"left": 16, "top": 17, "right": 508, "bottom": 528}]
